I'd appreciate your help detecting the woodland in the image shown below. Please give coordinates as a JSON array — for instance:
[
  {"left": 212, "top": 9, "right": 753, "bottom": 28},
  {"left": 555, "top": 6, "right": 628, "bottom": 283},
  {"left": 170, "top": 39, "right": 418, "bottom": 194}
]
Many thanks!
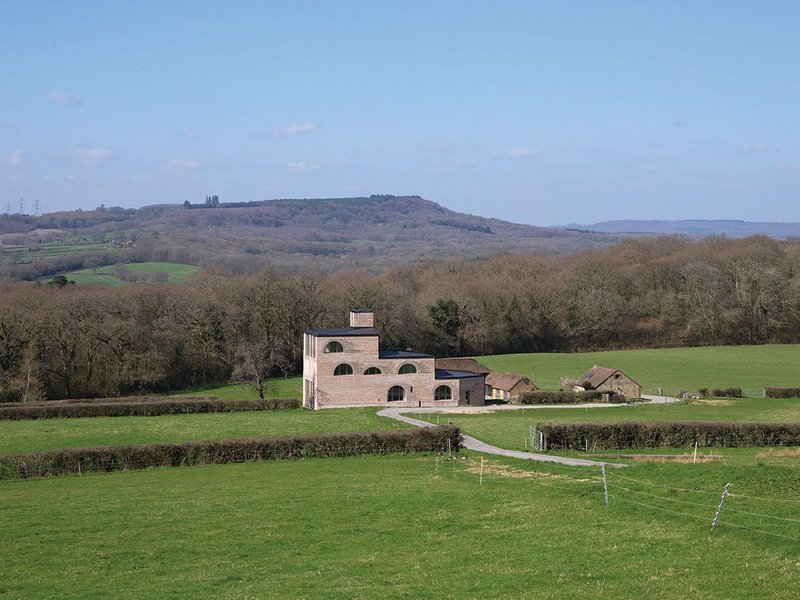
[{"left": 1, "top": 233, "right": 799, "bottom": 401}]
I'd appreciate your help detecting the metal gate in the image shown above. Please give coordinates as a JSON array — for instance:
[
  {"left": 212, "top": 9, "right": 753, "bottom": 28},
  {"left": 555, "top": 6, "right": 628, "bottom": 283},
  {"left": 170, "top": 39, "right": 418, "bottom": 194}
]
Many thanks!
[{"left": 529, "top": 426, "right": 546, "bottom": 451}]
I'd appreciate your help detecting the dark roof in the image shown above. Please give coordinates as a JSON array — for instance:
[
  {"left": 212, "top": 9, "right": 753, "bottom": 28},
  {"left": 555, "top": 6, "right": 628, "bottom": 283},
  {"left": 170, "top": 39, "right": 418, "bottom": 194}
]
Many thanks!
[
  {"left": 579, "top": 365, "right": 640, "bottom": 388},
  {"left": 435, "top": 358, "right": 492, "bottom": 375},
  {"left": 306, "top": 327, "right": 379, "bottom": 337},
  {"left": 486, "top": 373, "right": 536, "bottom": 391},
  {"left": 379, "top": 349, "right": 434, "bottom": 359},
  {"left": 435, "top": 368, "right": 485, "bottom": 380}
]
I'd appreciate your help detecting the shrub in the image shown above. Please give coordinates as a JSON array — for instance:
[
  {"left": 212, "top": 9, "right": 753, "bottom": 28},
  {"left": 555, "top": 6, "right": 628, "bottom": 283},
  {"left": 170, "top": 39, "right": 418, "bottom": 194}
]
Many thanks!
[
  {"left": 538, "top": 421, "right": 800, "bottom": 450},
  {"left": 711, "top": 387, "right": 742, "bottom": 398},
  {"left": 0, "top": 426, "right": 462, "bottom": 480},
  {"left": 519, "top": 390, "right": 627, "bottom": 405},
  {"left": 764, "top": 387, "right": 800, "bottom": 398},
  {"left": 697, "top": 388, "right": 709, "bottom": 398},
  {"left": 0, "top": 397, "right": 300, "bottom": 420}
]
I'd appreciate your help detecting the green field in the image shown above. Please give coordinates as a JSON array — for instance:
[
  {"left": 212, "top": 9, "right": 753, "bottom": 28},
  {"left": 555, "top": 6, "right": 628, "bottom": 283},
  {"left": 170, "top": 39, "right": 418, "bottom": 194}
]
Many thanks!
[
  {"left": 0, "top": 238, "right": 109, "bottom": 264},
  {"left": 0, "top": 407, "right": 403, "bottom": 455},
  {"left": 170, "top": 377, "right": 301, "bottom": 400},
  {"left": 478, "top": 344, "right": 800, "bottom": 396},
  {"left": 2, "top": 454, "right": 798, "bottom": 599},
  {"left": 442, "top": 397, "right": 800, "bottom": 454},
  {"left": 62, "top": 262, "right": 199, "bottom": 285}
]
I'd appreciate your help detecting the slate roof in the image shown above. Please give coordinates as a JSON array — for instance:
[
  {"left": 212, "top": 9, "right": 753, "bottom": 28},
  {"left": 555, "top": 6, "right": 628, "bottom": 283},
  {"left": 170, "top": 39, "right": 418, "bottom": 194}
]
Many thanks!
[
  {"left": 379, "top": 349, "right": 434, "bottom": 359},
  {"left": 306, "top": 326, "right": 379, "bottom": 337},
  {"left": 435, "top": 358, "right": 492, "bottom": 375},
  {"left": 579, "top": 365, "right": 640, "bottom": 388},
  {"left": 485, "top": 373, "right": 536, "bottom": 392},
  {"left": 435, "top": 369, "right": 485, "bottom": 380}
]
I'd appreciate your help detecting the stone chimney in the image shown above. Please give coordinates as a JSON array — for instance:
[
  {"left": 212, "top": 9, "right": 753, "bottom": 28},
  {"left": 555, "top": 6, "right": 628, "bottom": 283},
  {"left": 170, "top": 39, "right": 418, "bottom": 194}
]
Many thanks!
[{"left": 349, "top": 309, "right": 374, "bottom": 328}]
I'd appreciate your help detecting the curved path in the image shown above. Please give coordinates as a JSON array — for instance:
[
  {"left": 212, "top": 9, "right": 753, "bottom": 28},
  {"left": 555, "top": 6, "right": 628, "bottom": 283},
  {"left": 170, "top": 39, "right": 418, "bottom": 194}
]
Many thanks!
[{"left": 378, "top": 406, "right": 628, "bottom": 468}]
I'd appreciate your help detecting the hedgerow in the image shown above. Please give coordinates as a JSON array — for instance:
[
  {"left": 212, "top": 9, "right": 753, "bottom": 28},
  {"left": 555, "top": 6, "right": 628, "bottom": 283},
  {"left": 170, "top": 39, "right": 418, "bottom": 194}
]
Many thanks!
[
  {"left": 519, "top": 390, "right": 627, "bottom": 404},
  {"left": 764, "top": 387, "right": 800, "bottom": 398},
  {"left": 0, "top": 426, "right": 462, "bottom": 480},
  {"left": 538, "top": 421, "right": 800, "bottom": 450},
  {"left": 0, "top": 397, "right": 300, "bottom": 420},
  {"left": 711, "top": 387, "right": 742, "bottom": 398}
]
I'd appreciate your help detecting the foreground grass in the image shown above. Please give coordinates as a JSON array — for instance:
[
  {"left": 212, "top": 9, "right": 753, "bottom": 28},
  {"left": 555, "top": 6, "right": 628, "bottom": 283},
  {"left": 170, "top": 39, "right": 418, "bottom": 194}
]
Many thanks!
[
  {"left": 1, "top": 454, "right": 798, "bottom": 599},
  {"left": 169, "top": 377, "right": 301, "bottom": 400},
  {"left": 0, "top": 408, "right": 403, "bottom": 456},
  {"left": 444, "top": 397, "right": 800, "bottom": 453},
  {"left": 478, "top": 344, "right": 800, "bottom": 396}
]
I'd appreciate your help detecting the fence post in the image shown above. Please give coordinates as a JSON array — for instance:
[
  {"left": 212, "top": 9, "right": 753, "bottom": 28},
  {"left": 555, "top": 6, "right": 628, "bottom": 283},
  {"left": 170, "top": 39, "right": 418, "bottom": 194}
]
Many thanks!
[
  {"left": 711, "top": 483, "right": 732, "bottom": 531},
  {"left": 693, "top": 441, "right": 698, "bottom": 464},
  {"left": 601, "top": 463, "right": 609, "bottom": 507},
  {"left": 447, "top": 437, "right": 451, "bottom": 460},
  {"left": 480, "top": 457, "right": 484, "bottom": 486}
]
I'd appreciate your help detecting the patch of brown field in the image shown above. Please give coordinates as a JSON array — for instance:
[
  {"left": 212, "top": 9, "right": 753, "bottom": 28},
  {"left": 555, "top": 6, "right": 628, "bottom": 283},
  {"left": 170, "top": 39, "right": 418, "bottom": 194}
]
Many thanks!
[
  {"left": 689, "top": 399, "right": 733, "bottom": 406},
  {"left": 631, "top": 454, "right": 721, "bottom": 464},
  {"left": 461, "top": 459, "right": 596, "bottom": 481},
  {"left": 757, "top": 448, "right": 800, "bottom": 458}
]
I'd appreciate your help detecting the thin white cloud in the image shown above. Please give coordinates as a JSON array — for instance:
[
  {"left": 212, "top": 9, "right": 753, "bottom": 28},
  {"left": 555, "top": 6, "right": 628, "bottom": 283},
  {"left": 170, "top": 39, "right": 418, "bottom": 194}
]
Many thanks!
[
  {"left": 287, "top": 156, "right": 349, "bottom": 171},
  {"left": 171, "top": 130, "right": 198, "bottom": 142},
  {"left": 273, "top": 121, "right": 316, "bottom": 137},
  {"left": 45, "top": 89, "right": 82, "bottom": 106},
  {"left": 738, "top": 143, "right": 777, "bottom": 154},
  {"left": 59, "top": 146, "right": 113, "bottom": 167},
  {"left": 7, "top": 150, "right": 24, "bottom": 166},
  {"left": 503, "top": 146, "right": 540, "bottom": 158},
  {"left": 162, "top": 158, "right": 200, "bottom": 172}
]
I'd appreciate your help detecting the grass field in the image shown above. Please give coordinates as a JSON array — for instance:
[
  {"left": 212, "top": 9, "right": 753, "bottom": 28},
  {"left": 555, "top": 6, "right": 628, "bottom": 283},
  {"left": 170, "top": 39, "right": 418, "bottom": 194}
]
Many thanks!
[
  {"left": 0, "top": 407, "right": 403, "bottom": 456},
  {"left": 62, "top": 261, "right": 199, "bottom": 285},
  {"left": 170, "top": 377, "right": 301, "bottom": 400},
  {"left": 2, "top": 454, "right": 798, "bottom": 599},
  {"left": 440, "top": 397, "right": 800, "bottom": 454},
  {"left": 478, "top": 344, "right": 800, "bottom": 396},
  {"left": 0, "top": 238, "right": 109, "bottom": 263}
]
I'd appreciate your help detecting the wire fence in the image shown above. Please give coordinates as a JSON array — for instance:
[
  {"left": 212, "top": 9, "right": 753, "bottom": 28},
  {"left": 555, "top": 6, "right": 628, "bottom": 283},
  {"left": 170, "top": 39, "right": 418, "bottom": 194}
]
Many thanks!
[{"left": 438, "top": 454, "right": 800, "bottom": 545}]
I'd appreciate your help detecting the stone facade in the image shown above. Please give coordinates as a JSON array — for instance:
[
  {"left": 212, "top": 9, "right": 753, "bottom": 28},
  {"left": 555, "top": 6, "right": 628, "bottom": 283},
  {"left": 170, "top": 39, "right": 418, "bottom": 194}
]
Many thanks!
[
  {"left": 303, "top": 310, "right": 485, "bottom": 410},
  {"left": 574, "top": 365, "right": 642, "bottom": 399}
]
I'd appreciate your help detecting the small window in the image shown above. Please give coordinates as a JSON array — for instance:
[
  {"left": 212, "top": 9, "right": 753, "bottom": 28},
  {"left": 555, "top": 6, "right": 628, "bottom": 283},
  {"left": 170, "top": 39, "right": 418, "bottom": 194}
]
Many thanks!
[
  {"left": 398, "top": 363, "right": 417, "bottom": 374},
  {"left": 325, "top": 341, "right": 344, "bottom": 353},
  {"left": 434, "top": 385, "right": 452, "bottom": 400},
  {"left": 333, "top": 363, "right": 353, "bottom": 376},
  {"left": 364, "top": 367, "right": 382, "bottom": 375},
  {"left": 387, "top": 385, "right": 405, "bottom": 402}
]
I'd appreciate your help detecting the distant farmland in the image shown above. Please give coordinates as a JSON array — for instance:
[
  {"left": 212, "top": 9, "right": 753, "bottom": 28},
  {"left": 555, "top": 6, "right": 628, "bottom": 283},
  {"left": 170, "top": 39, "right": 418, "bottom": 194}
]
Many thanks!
[{"left": 63, "top": 262, "right": 199, "bottom": 285}]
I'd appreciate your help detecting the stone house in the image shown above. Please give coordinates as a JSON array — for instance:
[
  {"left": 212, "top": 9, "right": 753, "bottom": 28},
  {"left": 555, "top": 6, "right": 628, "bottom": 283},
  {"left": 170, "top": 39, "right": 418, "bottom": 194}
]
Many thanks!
[
  {"left": 566, "top": 365, "right": 641, "bottom": 399},
  {"left": 485, "top": 373, "right": 538, "bottom": 401},
  {"left": 302, "top": 310, "right": 485, "bottom": 409}
]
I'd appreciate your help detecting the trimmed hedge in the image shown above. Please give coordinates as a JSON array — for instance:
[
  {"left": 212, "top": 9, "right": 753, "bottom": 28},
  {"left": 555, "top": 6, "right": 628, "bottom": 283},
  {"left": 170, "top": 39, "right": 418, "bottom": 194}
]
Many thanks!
[
  {"left": 538, "top": 421, "right": 800, "bottom": 450},
  {"left": 0, "top": 397, "right": 300, "bottom": 420},
  {"left": 711, "top": 387, "right": 742, "bottom": 398},
  {"left": 519, "top": 390, "right": 627, "bottom": 405},
  {"left": 0, "top": 426, "right": 462, "bottom": 480},
  {"left": 764, "top": 387, "right": 800, "bottom": 398}
]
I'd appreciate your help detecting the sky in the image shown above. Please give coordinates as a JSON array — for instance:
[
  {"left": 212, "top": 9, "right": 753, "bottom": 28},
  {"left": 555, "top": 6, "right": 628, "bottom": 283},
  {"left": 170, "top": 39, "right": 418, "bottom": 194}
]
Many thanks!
[{"left": 1, "top": 0, "right": 799, "bottom": 226}]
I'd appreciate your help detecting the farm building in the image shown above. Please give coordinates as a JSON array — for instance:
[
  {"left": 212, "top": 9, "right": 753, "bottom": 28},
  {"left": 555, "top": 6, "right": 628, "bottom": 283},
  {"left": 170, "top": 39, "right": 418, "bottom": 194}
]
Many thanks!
[
  {"left": 485, "top": 373, "right": 538, "bottom": 401},
  {"left": 435, "top": 358, "right": 491, "bottom": 375},
  {"left": 564, "top": 365, "right": 641, "bottom": 399},
  {"left": 302, "top": 310, "right": 485, "bottom": 410}
]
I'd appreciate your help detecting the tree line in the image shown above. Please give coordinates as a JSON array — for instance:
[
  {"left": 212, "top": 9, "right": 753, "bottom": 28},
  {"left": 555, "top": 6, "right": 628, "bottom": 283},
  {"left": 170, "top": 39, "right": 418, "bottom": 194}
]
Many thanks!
[{"left": 1, "top": 234, "right": 799, "bottom": 401}]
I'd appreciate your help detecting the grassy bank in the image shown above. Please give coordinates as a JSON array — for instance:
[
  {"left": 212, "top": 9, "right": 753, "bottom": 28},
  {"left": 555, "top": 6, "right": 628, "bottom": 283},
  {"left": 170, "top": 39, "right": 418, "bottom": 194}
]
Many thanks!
[{"left": 0, "top": 407, "right": 403, "bottom": 456}]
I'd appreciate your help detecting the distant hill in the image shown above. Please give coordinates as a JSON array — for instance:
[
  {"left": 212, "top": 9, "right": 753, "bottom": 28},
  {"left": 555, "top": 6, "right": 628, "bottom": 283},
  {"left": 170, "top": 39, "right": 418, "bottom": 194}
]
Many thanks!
[
  {"left": 1, "top": 195, "right": 616, "bottom": 278},
  {"left": 570, "top": 219, "right": 800, "bottom": 239}
]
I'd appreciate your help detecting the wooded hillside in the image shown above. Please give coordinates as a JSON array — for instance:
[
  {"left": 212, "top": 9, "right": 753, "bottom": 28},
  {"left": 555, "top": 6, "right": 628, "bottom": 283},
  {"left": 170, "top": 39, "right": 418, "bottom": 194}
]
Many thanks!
[{"left": 1, "top": 234, "right": 798, "bottom": 400}]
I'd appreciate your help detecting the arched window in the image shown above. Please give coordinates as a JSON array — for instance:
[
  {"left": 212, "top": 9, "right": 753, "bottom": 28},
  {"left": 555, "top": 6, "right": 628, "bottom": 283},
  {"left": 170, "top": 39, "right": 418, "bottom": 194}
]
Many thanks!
[
  {"left": 398, "top": 363, "right": 417, "bottom": 374},
  {"left": 333, "top": 363, "right": 353, "bottom": 376},
  {"left": 434, "top": 385, "right": 452, "bottom": 400},
  {"left": 364, "top": 367, "right": 382, "bottom": 375},
  {"left": 324, "top": 341, "right": 344, "bottom": 353},
  {"left": 387, "top": 386, "right": 405, "bottom": 402}
]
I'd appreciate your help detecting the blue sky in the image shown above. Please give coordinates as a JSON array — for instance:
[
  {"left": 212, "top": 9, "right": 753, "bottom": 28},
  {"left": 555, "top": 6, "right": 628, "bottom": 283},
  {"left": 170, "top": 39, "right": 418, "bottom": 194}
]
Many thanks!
[{"left": 2, "top": 1, "right": 799, "bottom": 225}]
